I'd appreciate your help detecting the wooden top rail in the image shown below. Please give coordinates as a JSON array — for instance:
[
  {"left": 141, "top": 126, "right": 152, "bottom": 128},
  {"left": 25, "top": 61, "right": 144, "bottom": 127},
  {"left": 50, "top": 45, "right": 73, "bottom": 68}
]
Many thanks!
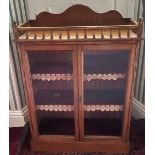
[{"left": 13, "top": 5, "right": 143, "bottom": 41}]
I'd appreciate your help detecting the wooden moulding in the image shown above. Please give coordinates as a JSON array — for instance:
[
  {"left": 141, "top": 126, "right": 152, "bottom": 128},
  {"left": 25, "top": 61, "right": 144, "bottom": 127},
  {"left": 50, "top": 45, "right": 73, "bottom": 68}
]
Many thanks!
[
  {"left": 86, "top": 30, "right": 94, "bottom": 39},
  {"left": 14, "top": 5, "right": 142, "bottom": 42},
  {"left": 94, "top": 30, "right": 102, "bottom": 39},
  {"left": 111, "top": 29, "right": 119, "bottom": 39},
  {"left": 120, "top": 29, "right": 128, "bottom": 38},
  {"left": 78, "top": 30, "right": 85, "bottom": 39},
  {"left": 44, "top": 31, "right": 51, "bottom": 39},
  {"left": 69, "top": 30, "right": 77, "bottom": 39},
  {"left": 53, "top": 31, "right": 60, "bottom": 40},
  {"left": 61, "top": 31, "right": 68, "bottom": 40},
  {"left": 36, "top": 31, "right": 43, "bottom": 40},
  {"left": 31, "top": 140, "right": 130, "bottom": 153},
  {"left": 103, "top": 29, "right": 111, "bottom": 39},
  {"left": 18, "top": 29, "right": 138, "bottom": 40}
]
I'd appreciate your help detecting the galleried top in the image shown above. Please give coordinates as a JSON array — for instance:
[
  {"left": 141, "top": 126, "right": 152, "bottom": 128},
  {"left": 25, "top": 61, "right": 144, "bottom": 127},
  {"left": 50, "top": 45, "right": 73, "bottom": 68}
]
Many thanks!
[{"left": 13, "top": 5, "right": 143, "bottom": 41}]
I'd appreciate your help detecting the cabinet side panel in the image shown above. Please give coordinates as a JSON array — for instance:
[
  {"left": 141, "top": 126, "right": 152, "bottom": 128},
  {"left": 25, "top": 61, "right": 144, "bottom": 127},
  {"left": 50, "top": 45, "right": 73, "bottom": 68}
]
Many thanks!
[
  {"left": 122, "top": 44, "right": 137, "bottom": 141},
  {"left": 19, "top": 45, "right": 39, "bottom": 139}
]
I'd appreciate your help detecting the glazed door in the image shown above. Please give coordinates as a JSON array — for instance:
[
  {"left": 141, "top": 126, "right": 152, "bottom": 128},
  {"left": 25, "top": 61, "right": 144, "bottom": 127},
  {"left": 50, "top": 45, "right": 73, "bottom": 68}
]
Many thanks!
[
  {"left": 21, "top": 45, "right": 79, "bottom": 141},
  {"left": 78, "top": 44, "right": 135, "bottom": 141}
]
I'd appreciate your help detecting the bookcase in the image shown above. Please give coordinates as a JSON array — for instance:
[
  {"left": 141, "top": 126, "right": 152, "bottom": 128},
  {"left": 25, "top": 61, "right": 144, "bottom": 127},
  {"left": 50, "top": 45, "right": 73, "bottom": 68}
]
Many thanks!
[{"left": 14, "top": 5, "right": 143, "bottom": 153}]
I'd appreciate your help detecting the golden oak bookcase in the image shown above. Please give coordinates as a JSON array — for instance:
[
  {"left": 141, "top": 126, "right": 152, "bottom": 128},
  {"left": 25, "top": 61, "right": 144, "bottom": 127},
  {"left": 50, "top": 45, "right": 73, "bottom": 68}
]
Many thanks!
[{"left": 14, "top": 5, "right": 143, "bottom": 153}]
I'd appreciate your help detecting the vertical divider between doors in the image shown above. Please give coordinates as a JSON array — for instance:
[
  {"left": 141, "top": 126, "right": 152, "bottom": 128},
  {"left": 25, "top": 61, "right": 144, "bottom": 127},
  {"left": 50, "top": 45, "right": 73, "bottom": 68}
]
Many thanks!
[
  {"left": 72, "top": 45, "right": 80, "bottom": 141},
  {"left": 77, "top": 45, "right": 84, "bottom": 140}
]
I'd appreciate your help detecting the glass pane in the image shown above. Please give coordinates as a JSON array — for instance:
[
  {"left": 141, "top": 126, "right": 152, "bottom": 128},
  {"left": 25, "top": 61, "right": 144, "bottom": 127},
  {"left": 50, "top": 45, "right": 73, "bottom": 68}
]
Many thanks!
[
  {"left": 28, "top": 51, "right": 74, "bottom": 135},
  {"left": 83, "top": 50, "right": 129, "bottom": 136}
]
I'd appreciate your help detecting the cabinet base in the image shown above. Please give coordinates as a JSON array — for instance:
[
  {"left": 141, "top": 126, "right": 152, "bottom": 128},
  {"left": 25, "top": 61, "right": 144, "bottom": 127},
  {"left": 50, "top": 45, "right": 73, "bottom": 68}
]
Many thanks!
[{"left": 31, "top": 140, "right": 130, "bottom": 153}]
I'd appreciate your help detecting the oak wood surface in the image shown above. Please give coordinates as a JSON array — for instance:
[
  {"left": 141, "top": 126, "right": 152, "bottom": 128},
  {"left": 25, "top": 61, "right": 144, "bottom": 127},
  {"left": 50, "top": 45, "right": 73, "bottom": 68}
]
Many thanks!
[
  {"left": 18, "top": 42, "right": 138, "bottom": 152},
  {"left": 20, "top": 45, "right": 39, "bottom": 140},
  {"left": 24, "top": 5, "right": 133, "bottom": 27},
  {"left": 122, "top": 45, "right": 136, "bottom": 141},
  {"left": 14, "top": 5, "right": 142, "bottom": 42},
  {"left": 16, "top": 4, "right": 142, "bottom": 153},
  {"left": 31, "top": 140, "right": 130, "bottom": 153},
  {"left": 20, "top": 45, "right": 80, "bottom": 142},
  {"left": 79, "top": 44, "right": 133, "bottom": 143}
]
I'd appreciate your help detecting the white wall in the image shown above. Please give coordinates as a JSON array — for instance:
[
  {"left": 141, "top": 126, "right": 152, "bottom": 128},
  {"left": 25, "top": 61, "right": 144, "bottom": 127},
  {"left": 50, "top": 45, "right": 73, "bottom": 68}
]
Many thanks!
[
  {"left": 27, "top": 0, "right": 137, "bottom": 19},
  {"left": 9, "top": 0, "right": 29, "bottom": 127}
]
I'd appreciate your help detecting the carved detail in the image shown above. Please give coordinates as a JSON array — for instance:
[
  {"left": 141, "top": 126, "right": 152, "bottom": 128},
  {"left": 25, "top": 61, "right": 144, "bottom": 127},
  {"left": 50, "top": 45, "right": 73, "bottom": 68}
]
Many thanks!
[
  {"left": 83, "top": 73, "right": 126, "bottom": 81},
  {"left": 31, "top": 73, "right": 126, "bottom": 81},
  {"left": 36, "top": 104, "right": 123, "bottom": 112},
  {"left": 84, "top": 105, "right": 123, "bottom": 112},
  {"left": 16, "top": 5, "right": 142, "bottom": 42},
  {"left": 36, "top": 105, "right": 73, "bottom": 112},
  {"left": 19, "top": 29, "right": 137, "bottom": 40},
  {"left": 32, "top": 74, "right": 73, "bottom": 81}
]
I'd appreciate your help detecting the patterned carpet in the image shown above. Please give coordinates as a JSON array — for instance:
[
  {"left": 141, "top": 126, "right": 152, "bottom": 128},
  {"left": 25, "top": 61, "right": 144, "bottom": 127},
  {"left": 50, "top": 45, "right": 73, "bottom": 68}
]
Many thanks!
[{"left": 13, "top": 119, "right": 145, "bottom": 155}]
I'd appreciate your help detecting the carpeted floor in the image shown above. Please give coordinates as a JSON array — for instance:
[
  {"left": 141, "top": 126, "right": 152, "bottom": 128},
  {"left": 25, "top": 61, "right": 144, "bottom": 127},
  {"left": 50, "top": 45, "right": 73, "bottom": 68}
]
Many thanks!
[
  {"left": 9, "top": 127, "right": 23, "bottom": 155},
  {"left": 10, "top": 119, "right": 145, "bottom": 155}
]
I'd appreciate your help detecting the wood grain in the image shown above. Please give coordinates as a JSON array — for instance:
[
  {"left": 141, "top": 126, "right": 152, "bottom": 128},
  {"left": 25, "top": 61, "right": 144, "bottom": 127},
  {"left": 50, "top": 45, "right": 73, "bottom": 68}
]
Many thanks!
[{"left": 15, "top": 5, "right": 142, "bottom": 152}]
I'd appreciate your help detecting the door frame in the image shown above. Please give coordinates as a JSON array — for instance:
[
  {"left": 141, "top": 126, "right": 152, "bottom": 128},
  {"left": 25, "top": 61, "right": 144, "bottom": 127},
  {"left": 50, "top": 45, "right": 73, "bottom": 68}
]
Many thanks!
[
  {"left": 19, "top": 44, "right": 79, "bottom": 142},
  {"left": 77, "top": 43, "right": 137, "bottom": 142}
]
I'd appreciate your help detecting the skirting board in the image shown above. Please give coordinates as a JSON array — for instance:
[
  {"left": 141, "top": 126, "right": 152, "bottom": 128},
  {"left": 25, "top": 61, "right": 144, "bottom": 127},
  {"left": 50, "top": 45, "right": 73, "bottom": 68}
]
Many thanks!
[
  {"left": 9, "top": 106, "right": 28, "bottom": 127},
  {"left": 132, "top": 97, "right": 145, "bottom": 119}
]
